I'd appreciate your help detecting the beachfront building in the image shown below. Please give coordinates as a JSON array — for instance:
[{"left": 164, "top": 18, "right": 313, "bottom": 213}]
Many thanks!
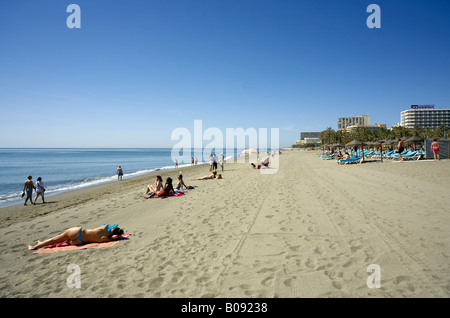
[
  {"left": 345, "top": 124, "right": 386, "bottom": 133},
  {"left": 338, "top": 115, "right": 370, "bottom": 130},
  {"left": 300, "top": 132, "right": 321, "bottom": 140},
  {"left": 401, "top": 106, "right": 450, "bottom": 129},
  {"left": 297, "top": 132, "right": 321, "bottom": 145}
]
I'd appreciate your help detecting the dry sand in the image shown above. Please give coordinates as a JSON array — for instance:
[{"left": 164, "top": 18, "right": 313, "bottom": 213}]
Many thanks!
[{"left": 0, "top": 151, "right": 449, "bottom": 298}]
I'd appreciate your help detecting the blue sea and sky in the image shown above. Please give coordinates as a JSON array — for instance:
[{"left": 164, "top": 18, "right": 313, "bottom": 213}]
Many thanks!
[{"left": 0, "top": 0, "right": 449, "bottom": 206}]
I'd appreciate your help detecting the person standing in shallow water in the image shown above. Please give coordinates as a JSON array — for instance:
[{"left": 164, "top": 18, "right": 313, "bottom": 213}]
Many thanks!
[
  {"left": 117, "top": 166, "right": 123, "bottom": 181},
  {"left": 22, "top": 176, "right": 35, "bottom": 205}
]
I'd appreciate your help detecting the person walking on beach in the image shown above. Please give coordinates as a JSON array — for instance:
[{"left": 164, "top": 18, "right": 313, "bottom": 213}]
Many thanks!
[
  {"left": 175, "top": 159, "right": 178, "bottom": 169},
  {"left": 209, "top": 155, "right": 214, "bottom": 171},
  {"left": 22, "top": 176, "right": 35, "bottom": 205},
  {"left": 34, "top": 177, "right": 46, "bottom": 204},
  {"left": 213, "top": 154, "right": 218, "bottom": 171},
  {"left": 191, "top": 157, "right": 194, "bottom": 166},
  {"left": 431, "top": 139, "right": 440, "bottom": 161},
  {"left": 194, "top": 157, "right": 198, "bottom": 165},
  {"left": 117, "top": 166, "right": 123, "bottom": 181},
  {"left": 397, "top": 139, "right": 405, "bottom": 161},
  {"left": 219, "top": 153, "right": 224, "bottom": 171}
]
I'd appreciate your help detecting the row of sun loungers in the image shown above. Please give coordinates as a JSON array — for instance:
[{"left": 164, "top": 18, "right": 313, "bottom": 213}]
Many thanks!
[
  {"left": 369, "top": 150, "right": 424, "bottom": 161},
  {"left": 320, "top": 149, "right": 425, "bottom": 164}
]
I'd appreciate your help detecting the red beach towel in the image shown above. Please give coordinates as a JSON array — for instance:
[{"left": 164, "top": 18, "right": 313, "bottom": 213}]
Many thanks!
[{"left": 145, "top": 191, "right": 185, "bottom": 199}]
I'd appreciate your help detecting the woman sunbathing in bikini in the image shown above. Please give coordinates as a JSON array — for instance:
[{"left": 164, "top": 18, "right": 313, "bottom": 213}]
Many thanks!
[
  {"left": 195, "top": 171, "right": 218, "bottom": 180},
  {"left": 175, "top": 174, "right": 187, "bottom": 190},
  {"left": 144, "top": 176, "right": 163, "bottom": 194},
  {"left": 146, "top": 177, "right": 175, "bottom": 198},
  {"left": 28, "top": 224, "right": 124, "bottom": 250}
]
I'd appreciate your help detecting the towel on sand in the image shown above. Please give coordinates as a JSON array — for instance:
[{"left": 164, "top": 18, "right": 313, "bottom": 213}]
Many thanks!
[
  {"left": 33, "top": 234, "right": 130, "bottom": 254},
  {"left": 145, "top": 191, "right": 185, "bottom": 199}
]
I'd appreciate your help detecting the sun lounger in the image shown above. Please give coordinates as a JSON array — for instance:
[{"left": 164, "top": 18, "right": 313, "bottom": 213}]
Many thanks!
[
  {"left": 322, "top": 154, "right": 336, "bottom": 160},
  {"left": 392, "top": 151, "right": 417, "bottom": 160},
  {"left": 338, "top": 156, "right": 363, "bottom": 165}
]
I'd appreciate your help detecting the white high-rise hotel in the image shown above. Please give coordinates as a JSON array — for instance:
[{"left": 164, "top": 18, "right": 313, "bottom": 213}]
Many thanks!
[{"left": 401, "top": 105, "right": 450, "bottom": 129}]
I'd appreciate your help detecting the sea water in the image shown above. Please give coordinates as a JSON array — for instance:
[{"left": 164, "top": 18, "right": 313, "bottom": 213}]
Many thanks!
[{"left": 0, "top": 148, "right": 241, "bottom": 208}]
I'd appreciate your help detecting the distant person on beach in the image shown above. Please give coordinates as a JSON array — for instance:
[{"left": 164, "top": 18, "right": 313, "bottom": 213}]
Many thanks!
[
  {"left": 146, "top": 177, "right": 174, "bottom": 198},
  {"left": 195, "top": 171, "right": 219, "bottom": 180},
  {"left": 194, "top": 157, "right": 198, "bottom": 165},
  {"left": 175, "top": 159, "right": 178, "bottom": 169},
  {"left": 117, "top": 166, "right": 123, "bottom": 181},
  {"left": 335, "top": 151, "right": 342, "bottom": 163},
  {"left": 213, "top": 154, "right": 218, "bottom": 171},
  {"left": 343, "top": 152, "right": 350, "bottom": 160},
  {"left": 209, "top": 155, "right": 214, "bottom": 171},
  {"left": 431, "top": 139, "right": 440, "bottom": 161},
  {"left": 397, "top": 139, "right": 405, "bottom": 161},
  {"left": 22, "top": 176, "right": 35, "bottom": 206},
  {"left": 34, "top": 177, "right": 46, "bottom": 204},
  {"left": 144, "top": 176, "right": 163, "bottom": 194},
  {"left": 191, "top": 157, "right": 194, "bottom": 166},
  {"left": 28, "top": 224, "right": 125, "bottom": 250},
  {"left": 219, "top": 153, "right": 224, "bottom": 171}
]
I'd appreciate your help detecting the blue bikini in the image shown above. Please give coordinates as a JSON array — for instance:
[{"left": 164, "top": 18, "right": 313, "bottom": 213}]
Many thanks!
[
  {"left": 75, "top": 225, "right": 118, "bottom": 244},
  {"left": 76, "top": 228, "right": 84, "bottom": 244}
]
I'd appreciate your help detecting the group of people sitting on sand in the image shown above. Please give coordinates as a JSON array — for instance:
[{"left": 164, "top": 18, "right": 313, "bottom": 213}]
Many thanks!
[{"left": 144, "top": 169, "right": 222, "bottom": 199}]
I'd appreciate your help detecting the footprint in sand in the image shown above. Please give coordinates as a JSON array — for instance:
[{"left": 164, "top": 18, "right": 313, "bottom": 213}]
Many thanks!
[
  {"left": 305, "top": 257, "right": 317, "bottom": 269},
  {"left": 261, "top": 275, "right": 275, "bottom": 287},
  {"left": 332, "top": 281, "right": 343, "bottom": 290},
  {"left": 314, "top": 246, "right": 325, "bottom": 255},
  {"left": 148, "top": 277, "right": 164, "bottom": 289},
  {"left": 283, "top": 278, "right": 295, "bottom": 287}
]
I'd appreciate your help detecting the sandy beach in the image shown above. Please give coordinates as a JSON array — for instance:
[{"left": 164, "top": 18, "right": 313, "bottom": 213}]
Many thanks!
[{"left": 0, "top": 150, "right": 449, "bottom": 298}]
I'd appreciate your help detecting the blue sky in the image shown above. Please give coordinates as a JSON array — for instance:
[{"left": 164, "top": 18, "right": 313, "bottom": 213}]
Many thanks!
[{"left": 0, "top": 0, "right": 449, "bottom": 148}]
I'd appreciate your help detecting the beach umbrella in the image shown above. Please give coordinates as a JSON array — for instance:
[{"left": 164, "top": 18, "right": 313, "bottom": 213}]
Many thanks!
[
  {"left": 383, "top": 139, "right": 396, "bottom": 146},
  {"left": 405, "top": 135, "right": 423, "bottom": 145},
  {"left": 345, "top": 139, "right": 367, "bottom": 162},
  {"left": 405, "top": 136, "right": 423, "bottom": 142},
  {"left": 242, "top": 148, "right": 258, "bottom": 154},
  {"left": 405, "top": 135, "right": 424, "bottom": 150},
  {"left": 345, "top": 139, "right": 366, "bottom": 146}
]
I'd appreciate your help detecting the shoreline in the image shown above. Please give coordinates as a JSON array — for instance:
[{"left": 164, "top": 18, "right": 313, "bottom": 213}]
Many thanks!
[
  {"left": 0, "top": 160, "right": 210, "bottom": 210},
  {"left": 0, "top": 159, "right": 215, "bottom": 229}
]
